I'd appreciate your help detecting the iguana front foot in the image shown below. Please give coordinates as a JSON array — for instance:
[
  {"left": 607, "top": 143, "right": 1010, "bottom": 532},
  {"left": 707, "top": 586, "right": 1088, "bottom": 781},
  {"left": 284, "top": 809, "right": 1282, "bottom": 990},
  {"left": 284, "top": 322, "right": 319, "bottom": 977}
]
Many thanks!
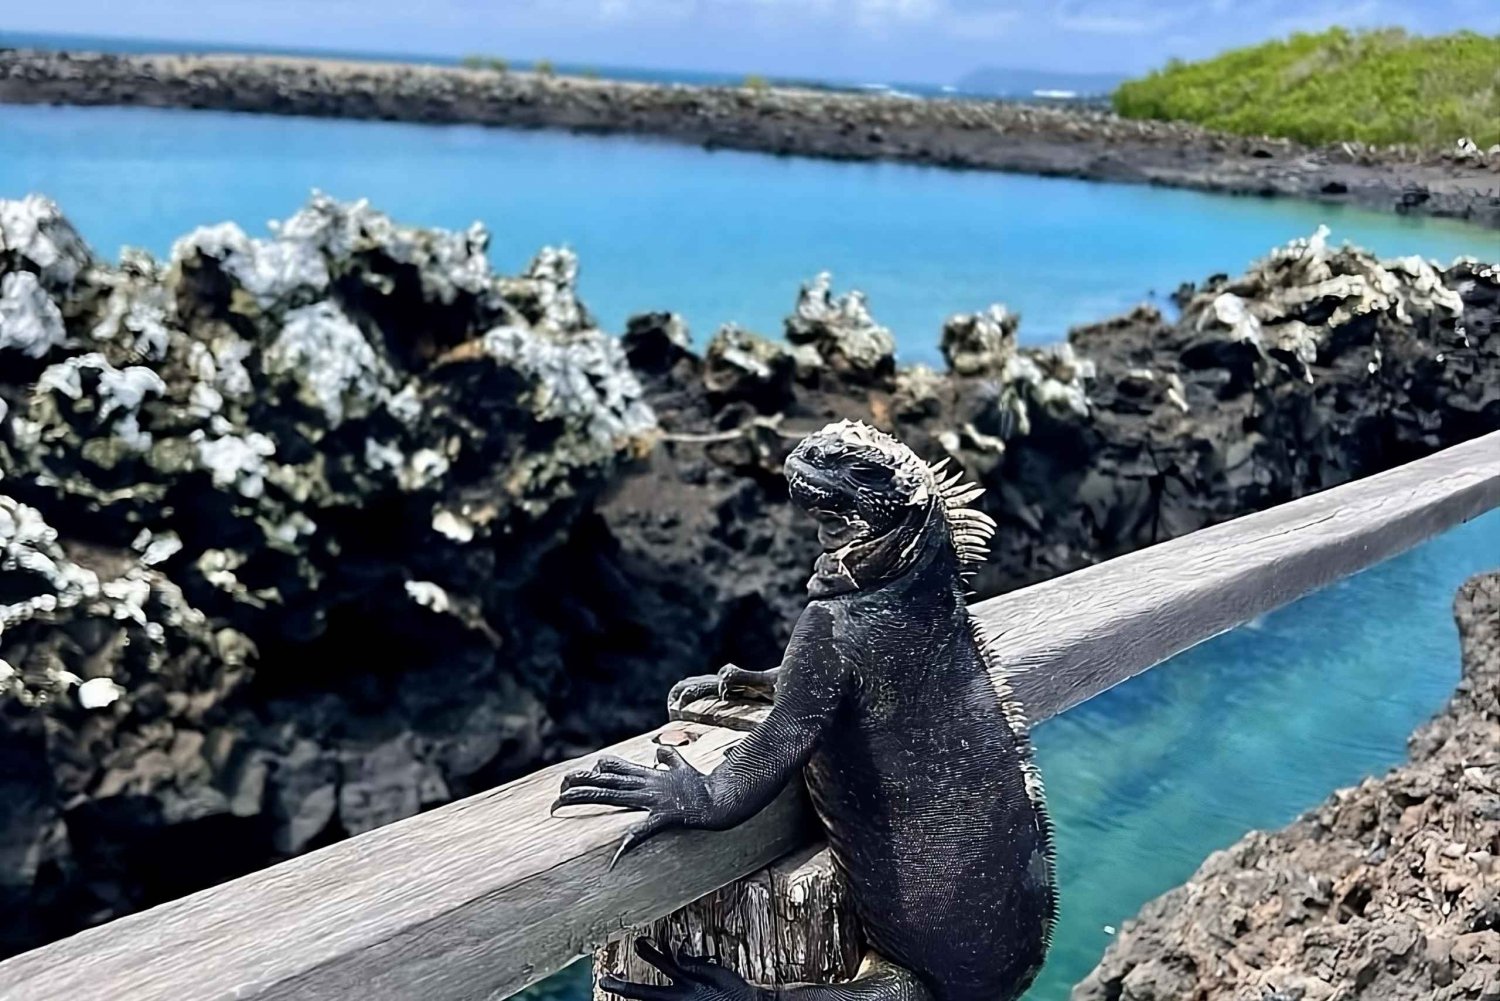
[
  {"left": 600, "top": 939, "right": 770, "bottom": 1001},
  {"left": 668, "top": 664, "right": 782, "bottom": 710},
  {"left": 552, "top": 746, "right": 715, "bottom": 866}
]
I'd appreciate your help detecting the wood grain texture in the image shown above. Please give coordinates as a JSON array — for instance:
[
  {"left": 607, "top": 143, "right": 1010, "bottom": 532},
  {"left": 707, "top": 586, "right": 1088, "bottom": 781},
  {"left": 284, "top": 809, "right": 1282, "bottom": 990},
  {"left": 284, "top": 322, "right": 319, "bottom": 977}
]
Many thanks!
[
  {"left": 979, "top": 430, "right": 1500, "bottom": 724},
  {"left": 0, "top": 722, "right": 812, "bottom": 1001},
  {"left": 1, "top": 431, "right": 1494, "bottom": 1000}
]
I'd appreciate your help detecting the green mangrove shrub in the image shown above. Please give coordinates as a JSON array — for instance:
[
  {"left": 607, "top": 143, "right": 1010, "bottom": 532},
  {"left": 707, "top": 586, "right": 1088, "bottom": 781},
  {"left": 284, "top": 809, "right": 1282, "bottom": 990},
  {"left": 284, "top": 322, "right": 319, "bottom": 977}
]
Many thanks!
[{"left": 1113, "top": 28, "right": 1500, "bottom": 148}]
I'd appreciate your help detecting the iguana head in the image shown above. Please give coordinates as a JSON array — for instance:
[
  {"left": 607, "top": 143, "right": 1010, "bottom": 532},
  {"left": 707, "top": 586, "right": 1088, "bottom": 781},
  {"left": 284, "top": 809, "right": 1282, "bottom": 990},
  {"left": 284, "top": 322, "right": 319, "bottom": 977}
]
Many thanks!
[{"left": 785, "top": 420, "right": 995, "bottom": 597}]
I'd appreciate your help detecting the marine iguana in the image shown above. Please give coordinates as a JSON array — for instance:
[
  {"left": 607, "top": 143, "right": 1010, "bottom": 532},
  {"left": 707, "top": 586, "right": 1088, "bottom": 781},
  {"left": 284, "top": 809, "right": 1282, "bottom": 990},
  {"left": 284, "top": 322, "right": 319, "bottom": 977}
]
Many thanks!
[{"left": 555, "top": 420, "right": 1056, "bottom": 1001}]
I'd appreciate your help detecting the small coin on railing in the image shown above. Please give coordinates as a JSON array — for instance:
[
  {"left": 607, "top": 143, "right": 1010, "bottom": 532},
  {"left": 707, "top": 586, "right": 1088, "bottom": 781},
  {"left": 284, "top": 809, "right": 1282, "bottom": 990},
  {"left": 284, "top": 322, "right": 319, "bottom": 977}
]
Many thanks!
[{"left": 655, "top": 728, "right": 696, "bottom": 747}]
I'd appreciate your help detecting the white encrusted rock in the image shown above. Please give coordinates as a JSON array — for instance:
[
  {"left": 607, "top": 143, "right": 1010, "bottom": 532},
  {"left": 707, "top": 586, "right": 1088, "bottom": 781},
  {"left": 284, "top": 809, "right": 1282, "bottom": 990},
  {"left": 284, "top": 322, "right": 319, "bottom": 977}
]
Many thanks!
[
  {"left": 941, "top": 304, "right": 1020, "bottom": 377},
  {"left": 786, "top": 271, "right": 896, "bottom": 381},
  {"left": 0, "top": 271, "right": 67, "bottom": 357},
  {"left": 266, "top": 302, "right": 395, "bottom": 426},
  {"left": 0, "top": 194, "right": 93, "bottom": 286}
]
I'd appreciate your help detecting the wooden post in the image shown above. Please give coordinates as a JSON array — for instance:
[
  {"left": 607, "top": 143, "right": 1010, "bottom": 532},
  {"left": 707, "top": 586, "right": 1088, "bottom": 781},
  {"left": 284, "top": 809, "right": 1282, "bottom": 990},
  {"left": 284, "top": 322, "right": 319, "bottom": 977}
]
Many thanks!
[{"left": 593, "top": 700, "right": 861, "bottom": 999}]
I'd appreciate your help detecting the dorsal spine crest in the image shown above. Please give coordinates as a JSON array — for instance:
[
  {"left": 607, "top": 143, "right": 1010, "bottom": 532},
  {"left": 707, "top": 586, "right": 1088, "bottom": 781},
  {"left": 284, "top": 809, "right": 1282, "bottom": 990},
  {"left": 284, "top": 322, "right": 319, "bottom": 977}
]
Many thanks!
[{"left": 927, "top": 457, "right": 997, "bottom": 574}]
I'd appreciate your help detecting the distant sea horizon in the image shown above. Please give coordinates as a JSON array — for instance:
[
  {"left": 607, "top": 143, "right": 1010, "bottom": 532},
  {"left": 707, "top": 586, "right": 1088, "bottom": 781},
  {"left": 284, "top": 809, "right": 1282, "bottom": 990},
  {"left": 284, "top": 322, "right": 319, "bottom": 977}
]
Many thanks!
[{"left": 0, "top": 29, "right": 1125, "bottom": 101}]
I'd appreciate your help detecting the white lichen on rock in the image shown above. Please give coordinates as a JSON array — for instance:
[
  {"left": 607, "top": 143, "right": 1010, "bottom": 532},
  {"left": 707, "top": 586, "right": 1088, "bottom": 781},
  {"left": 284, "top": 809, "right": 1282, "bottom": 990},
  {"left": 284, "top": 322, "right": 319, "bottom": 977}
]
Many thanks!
[
  {"left": 34, "top": 352, "right": 168, "bottom": 451},
  {"left": 266, "top": 302, "right": 395, "bottom": 426},
  {"left": 1, "top": 496, "right": 98, "bottom": 631},
  {"left": 76, "top": 676, "right": 125, "bottom": 709},
  {"left": 172, "top": 220, "right": 330, "bottom": 307},
  {"left": 1008, "top": 343, "right": 1094, "bottom": 421},
  {"left": 90, "top": 253, "right": 174, "bottom": 362},
  {"left": 404, "top": 580, "right": 450, "bottom": 613},
  {"left": 482, "top": 324, "right": 655, "bottom": 445},
  {"left": 0, "top": 496, "right": 231, "bottom": 709},
  {"left": 786, "top": 272, "right": 896, "bottom": 380},
  {"left": 0, "top": 271, "right": 68, "bottom": 357},
  {"left": 191, "top": 430, "right": 277, "bottom": 497},
  {"left": 935, "top": 304, "right": 1094, "bottom": 440},
  {"left": 500, "top": 246, "right": 591, "bottom": 331},
  {"left": 941, "top": 304, "right": 1020, "bottom": 378},
  {"left": 1184, "top": 225, "right": 1467, "bottom": 382},
  {"left": 0, "top": 194, "right": 93, "bottom": 287},
  {"left": 275, "top": 193, "right": 492, "bottom": 305}
]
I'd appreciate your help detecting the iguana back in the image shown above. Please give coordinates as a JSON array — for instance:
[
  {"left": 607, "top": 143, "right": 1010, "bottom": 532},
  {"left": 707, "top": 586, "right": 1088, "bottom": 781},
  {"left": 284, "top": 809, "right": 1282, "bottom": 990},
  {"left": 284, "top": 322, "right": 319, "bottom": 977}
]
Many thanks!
[{"left": 559, "top": 421, "right": 1057, "bottom": 1001}]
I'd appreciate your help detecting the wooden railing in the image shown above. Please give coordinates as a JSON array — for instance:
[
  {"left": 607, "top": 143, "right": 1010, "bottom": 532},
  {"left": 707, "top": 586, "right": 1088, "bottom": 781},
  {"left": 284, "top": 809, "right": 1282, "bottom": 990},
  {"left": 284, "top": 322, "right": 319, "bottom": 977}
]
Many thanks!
[{"left": 2, "top": 429, "right": 1497, "bottom": 1001}]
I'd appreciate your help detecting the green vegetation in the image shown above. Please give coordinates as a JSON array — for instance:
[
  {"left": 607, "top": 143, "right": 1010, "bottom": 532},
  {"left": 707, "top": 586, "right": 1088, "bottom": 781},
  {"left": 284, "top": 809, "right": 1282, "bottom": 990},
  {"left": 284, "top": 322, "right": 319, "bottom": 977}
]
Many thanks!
[
  {"left": 742, "top": 73, "right": 771, "bottom": 92},
  {"left": 1113, "top": 28, "right": 1500, "bottom": 148},
  {"left": 460, "top": 54, "right": 509, "bottom": 73},
  {"left": 533, "top": 58, "right": 556, "bottom": 77}
]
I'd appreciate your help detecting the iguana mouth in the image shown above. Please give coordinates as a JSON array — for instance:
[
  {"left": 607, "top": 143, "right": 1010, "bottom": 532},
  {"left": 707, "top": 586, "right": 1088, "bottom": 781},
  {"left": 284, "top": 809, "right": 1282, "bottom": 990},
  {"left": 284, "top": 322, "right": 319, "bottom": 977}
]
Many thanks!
[
  {"left": 783, "top": 454, "right": 840, "bottom": 512},
  {"left": 784, "top": 454, "right": 869, "bottom": 550}
]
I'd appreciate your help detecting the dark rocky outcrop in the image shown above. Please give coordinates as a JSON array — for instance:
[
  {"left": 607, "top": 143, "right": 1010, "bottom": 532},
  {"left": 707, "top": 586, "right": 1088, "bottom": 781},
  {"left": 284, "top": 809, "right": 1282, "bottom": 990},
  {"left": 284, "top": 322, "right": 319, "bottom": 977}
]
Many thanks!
[
  {"left": 1074, "top": 570, "right": 1500, "bottom": 1001},
  {"left": 1, "top": 195, "right": 1497, "bottom": 957},
  {"left": 1, "top": 49, "right": 1498, "bottom": 225}
]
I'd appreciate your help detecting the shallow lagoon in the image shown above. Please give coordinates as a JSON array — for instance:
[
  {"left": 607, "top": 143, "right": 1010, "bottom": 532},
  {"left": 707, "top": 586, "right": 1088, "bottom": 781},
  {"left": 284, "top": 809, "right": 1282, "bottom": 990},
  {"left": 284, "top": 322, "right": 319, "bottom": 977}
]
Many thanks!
[
  {"left": 2, "top": 105, "right": 1496, "bottom": 366},
  {"left": 3, "top": 102, "right": 1497, "bottom": 997}
]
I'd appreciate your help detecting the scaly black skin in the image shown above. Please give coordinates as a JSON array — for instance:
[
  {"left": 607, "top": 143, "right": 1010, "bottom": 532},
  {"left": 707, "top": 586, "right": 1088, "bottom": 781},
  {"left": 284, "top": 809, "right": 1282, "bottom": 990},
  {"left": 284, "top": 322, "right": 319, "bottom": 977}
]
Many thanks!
[{"left": 556, "top": 423, "right": 1056, "bottom": 1001}]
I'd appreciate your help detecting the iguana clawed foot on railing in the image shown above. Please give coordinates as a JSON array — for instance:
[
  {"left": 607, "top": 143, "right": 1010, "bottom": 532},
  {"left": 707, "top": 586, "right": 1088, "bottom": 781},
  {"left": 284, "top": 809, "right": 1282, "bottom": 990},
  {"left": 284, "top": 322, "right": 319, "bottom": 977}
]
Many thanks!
[
  {"left": 667, "top": 663, "right": 782, "bottom": 710},
  {"left": 598, "top": 938, "right": 768, "bottom": 1001},
  {"left": 553, "top": 746, "right": 719, "bottom": 869}
]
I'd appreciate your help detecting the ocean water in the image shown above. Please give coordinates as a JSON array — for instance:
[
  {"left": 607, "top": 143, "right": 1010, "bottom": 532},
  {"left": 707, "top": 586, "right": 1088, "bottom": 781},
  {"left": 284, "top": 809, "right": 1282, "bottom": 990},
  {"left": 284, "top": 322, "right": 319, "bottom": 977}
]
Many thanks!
[
  {"left": 1, "top": 105, "right": 1496, "bottom": 368},
  {"left": 2, "top": 99, "right": 1497, "bottom": 997}
]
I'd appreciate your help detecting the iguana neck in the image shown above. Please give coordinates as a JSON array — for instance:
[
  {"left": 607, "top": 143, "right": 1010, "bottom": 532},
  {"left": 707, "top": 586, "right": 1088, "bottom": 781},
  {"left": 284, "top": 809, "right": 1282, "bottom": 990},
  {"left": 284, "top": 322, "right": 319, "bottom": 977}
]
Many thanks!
[{"left": 808, "top": 502, "right": 955, "bottom": 599}]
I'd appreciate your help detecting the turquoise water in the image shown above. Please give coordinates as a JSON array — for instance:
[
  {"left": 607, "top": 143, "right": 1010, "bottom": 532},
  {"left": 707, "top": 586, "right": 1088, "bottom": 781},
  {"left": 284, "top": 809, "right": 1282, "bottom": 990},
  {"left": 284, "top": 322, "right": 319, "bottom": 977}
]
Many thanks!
[
  {"left": 1, "top": 105, "right": 1495, "bottom": 367},
  {"left": 526, "top": 508, "right": 1500, "bottom": 1001}
]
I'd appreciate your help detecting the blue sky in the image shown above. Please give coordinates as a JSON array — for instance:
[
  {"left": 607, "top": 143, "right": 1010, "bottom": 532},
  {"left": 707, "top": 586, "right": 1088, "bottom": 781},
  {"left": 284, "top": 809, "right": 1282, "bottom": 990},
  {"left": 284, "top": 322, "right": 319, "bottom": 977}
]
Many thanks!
[{"left": 7, "top": 0, "right": 1497, "bottom": 82}]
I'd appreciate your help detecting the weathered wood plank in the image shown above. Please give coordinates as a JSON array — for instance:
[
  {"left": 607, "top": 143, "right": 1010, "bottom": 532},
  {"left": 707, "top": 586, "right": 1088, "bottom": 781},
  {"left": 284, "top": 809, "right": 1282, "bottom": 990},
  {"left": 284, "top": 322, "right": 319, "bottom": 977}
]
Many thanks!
[
  {"left": 980, "top": 429, "right": 1500, "bottom": 723},
  {"left": 0, "top": 721, "right": 812, "bottom": 1001},
  {"left": 1, "top": 430, "right": 1495, "bottom": 1001}
]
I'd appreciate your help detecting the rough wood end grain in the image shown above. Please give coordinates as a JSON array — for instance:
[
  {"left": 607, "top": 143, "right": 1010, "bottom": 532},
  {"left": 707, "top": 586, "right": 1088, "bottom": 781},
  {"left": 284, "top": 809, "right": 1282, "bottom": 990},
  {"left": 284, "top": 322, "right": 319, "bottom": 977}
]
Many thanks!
[{"left": 592, "top": 846, "right": 858, "bottom": 1000}]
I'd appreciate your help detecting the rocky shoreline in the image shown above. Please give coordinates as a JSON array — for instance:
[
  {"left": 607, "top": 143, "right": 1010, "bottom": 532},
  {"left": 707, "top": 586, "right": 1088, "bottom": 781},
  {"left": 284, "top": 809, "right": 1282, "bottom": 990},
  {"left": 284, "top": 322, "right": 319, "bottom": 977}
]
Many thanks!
[
  {"left": 3, "top": 48, "right": 1500, "bottom": 226},
  {"left": 1, "top": 193, "right": 1498, "bottom": 956},
  {"left": 1075, "top": 570, "right": 1500, "bottom": 1001}
]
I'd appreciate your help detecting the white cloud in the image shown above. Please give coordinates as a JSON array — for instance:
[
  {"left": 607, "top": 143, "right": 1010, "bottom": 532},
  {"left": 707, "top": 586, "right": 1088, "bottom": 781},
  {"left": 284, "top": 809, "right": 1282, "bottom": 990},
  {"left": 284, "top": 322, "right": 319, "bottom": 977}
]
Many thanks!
[
  {"left": 945, "top": 6, "right": 1024, "bottom": 37},
  {"left": 481, "top": 0, "right": 1018, "bottom": 38},
  {"left": 1053, "top": 0, "right": 1195, "bottom": 35}
]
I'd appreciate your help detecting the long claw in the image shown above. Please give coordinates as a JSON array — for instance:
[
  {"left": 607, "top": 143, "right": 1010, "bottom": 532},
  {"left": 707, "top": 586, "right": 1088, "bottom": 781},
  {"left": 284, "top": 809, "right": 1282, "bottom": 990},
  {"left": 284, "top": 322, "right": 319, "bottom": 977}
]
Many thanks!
[
  {"left": 634, "top": 937, "right": 686, "bottom": 979},
  {"left": 562, "top": 769, "right": 647, "bottom": 793},
  {"left": 608, "top": 832, "right": 639, "bottom": 872},
  {"left": 596, "top": 755, "right": 654, "bottom": 776},
  {"left": 609, "top": 814, "right": 668, "bottom": 871}
]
